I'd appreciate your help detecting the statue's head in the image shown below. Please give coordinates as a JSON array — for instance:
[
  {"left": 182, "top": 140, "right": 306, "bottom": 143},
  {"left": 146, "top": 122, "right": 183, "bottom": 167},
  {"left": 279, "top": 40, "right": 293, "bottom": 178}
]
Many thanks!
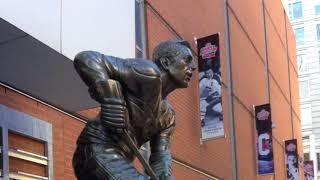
[{"left": 152, "top": 40, "right": 196, "bottom": 88}]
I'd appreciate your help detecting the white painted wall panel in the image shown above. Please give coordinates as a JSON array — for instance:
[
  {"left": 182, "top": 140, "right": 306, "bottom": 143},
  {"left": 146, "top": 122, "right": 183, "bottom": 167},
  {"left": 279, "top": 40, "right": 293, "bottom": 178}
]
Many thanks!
[
  {"left": 0, "top": 0, "right": 61, "bottom": 52},
  {"left": 61, "top": 0, "right": 135, "bottom": 60}
]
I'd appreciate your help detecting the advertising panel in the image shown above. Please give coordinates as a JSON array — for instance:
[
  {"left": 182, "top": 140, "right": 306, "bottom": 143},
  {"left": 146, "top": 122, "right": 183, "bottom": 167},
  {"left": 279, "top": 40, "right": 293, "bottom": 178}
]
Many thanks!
[
  {"left": 255, "top": 104, "right": 274, "bottom": 175},
  {"left": 285, "top": 139, "right": 299, "bottom": 180},
  {"left": 197, "top": 34, "right": 224, "bottom": 140},
  {"left": 304, "top": 160, "right": 314, "bottom": 180}
]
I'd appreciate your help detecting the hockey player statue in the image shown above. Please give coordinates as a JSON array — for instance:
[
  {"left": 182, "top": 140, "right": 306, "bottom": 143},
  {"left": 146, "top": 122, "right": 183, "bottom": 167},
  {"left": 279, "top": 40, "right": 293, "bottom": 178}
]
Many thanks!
[{"left": 72, "top": 40, "right": 196, "bottom": 180}]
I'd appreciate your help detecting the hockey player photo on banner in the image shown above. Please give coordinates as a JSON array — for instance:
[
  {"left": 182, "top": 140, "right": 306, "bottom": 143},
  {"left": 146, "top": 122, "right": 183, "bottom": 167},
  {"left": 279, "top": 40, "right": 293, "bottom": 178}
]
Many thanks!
[
  {"left": 197, "top": 33, "right": 224, "bottom": 140},
  {"left": 304, "top": 160, "right": 314, "bottom": 180},
  {"left": 285, "top": 139, "right": 299, "bottom": 180},
  {"left": 254, "top": 104, "right": 274, "bottom": 175}
]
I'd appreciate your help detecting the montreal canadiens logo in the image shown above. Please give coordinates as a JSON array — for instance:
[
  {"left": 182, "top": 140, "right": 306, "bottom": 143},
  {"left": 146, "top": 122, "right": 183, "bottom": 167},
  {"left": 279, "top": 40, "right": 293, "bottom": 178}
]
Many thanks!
[
  {"left": 200, "top": 43, "right": 218, "bottom": 59},
  {"left": 257, "top": 109, "right": 270, "bottom": 121}
]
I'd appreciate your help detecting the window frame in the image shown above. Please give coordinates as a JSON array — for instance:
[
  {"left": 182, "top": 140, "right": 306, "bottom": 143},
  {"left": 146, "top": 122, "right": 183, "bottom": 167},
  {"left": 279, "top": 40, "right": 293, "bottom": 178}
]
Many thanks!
[
  {"left": 299, "top": 80, "right": 310, "bottom": 99},
  {"left": 0, "top": 105, "right": 53, "bottom": 180},
  {"left": 317, "top": 24, "right": 320, "bottom": 42},
  {"left": 289, "top": 1, "right": 303, "bottom": 19},
  {"left": 315, "top": 4, "right": 320, "bottom": 16},
  {"left": 294, "top": 27, "right": 304, "bottom": 46}
]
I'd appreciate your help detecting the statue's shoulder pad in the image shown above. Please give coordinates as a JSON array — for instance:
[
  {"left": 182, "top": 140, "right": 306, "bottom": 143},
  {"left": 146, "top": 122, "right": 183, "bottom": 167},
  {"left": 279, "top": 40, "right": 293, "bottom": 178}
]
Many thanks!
[
  {"left": 129, "top": 59, "right": 161, "bottom": 78},
  {"left": 75, "top": 51, "right": 101, "bottom": 60}
]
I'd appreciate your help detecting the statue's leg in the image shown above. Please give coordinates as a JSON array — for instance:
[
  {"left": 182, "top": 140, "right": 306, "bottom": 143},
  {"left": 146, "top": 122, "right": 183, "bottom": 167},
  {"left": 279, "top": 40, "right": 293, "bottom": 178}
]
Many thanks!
[{"left": 74, "top": 144, "right": 149, "bottom": 180}]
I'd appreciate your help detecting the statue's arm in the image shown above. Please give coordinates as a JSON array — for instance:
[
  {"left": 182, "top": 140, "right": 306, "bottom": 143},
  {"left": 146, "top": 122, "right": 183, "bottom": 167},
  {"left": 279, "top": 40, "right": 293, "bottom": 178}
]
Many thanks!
[
  {"left": 74, "top": 51, "right": 118, "bottom": 101},
  {"left": 149, "top": 103, "right": 175, "bottom": 180},
  {"left": 74, "top": 51, "right": 127, "bottom": 132}
]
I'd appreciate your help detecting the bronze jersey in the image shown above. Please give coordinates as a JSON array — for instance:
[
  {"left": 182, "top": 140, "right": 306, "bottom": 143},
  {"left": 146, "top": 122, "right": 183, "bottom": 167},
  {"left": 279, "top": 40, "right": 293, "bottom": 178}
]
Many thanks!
[{"left": 74, "top": 51, "right": 175, "bottom": 149}]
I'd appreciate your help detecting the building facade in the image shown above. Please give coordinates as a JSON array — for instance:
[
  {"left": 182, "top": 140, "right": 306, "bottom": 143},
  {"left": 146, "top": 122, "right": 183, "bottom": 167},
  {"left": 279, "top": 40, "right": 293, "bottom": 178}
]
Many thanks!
[
  {"left": 0, "top": 0, "right": 301, "bottom": 179},
  {"left": 287, "top": 0, "right": 320, "bottom": 178}
]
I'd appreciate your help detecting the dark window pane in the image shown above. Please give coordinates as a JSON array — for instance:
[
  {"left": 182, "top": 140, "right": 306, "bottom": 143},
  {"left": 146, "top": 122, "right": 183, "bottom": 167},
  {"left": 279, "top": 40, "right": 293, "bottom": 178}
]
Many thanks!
[
  {"left": 304, "top": 153, "right": 310, "bottom": 161},
  {"left": 317, "top": 153, "right": 320, "bottom": 167},
  {"left": 302, "top": 136, "right": 310, "bottom": 140}
]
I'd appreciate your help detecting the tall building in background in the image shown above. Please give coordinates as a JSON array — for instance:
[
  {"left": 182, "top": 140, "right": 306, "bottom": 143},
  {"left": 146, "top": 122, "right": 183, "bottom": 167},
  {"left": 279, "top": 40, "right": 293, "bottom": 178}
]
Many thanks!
[{"left": 286, "top": 0, "right": 320, "bottom": 178}]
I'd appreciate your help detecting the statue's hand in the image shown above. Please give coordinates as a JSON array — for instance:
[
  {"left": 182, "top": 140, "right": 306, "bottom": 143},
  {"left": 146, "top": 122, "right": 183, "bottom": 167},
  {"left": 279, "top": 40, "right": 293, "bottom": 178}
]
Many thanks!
[{"left": 100, "top": 98, "right": 127, "bottom": 134}]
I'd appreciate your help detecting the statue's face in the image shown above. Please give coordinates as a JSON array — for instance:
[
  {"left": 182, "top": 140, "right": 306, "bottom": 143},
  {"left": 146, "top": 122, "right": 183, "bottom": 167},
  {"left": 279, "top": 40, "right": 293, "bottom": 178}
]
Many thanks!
[{"left": 168, "top": 48, "right": 196, "bottom": 88}]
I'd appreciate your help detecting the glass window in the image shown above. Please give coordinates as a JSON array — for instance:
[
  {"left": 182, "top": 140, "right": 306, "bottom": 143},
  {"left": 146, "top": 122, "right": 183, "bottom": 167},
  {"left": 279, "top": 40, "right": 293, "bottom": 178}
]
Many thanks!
[
  {"left": 8, "top": 131, "right": 47, "bottom": 177},
  {"left": 317, "top": 153, "right": 320, "bottom": 168},
  {"left": 289, "top": 2, "right": 303, "bottom": 19},
  {"left": 317, "top": 24, "right": 320, "bottom": 41},
  {"left": 289, "top": 4, "right": 293, "bottom": 19},
  {"left": 297, "top": 55, "right": 304, "bottom": 72},
  {"left": 294, "top": 28, "right": 304, "bottom": 45},
  {"left": 304, "top": 153, "right": 310, "bottom": 161},
  {"left": 315, "top": 5, "right": 320, "bottom": 15},
  {"left": 301, "top": 106, "right": 312, "bottom": 125},
  {"left": 319, "top": 51, "right": 320, "bottom": 67},
  {"left": 302, "top": 136, "right": 310, "bottom": 140},
  {"left": 0, "top": 105, "right": 53, "bottom": 179},
  {"left": 300, "top": 80, "right": 310, "bottom": 98}
]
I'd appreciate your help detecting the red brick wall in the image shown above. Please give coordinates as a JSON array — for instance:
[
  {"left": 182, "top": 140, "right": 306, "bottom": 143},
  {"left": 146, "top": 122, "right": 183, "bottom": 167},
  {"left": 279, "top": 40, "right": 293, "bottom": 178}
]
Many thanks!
[
  {"left": 0, "top": 86, "right": 84, "bottom": 180},
  {"left": 146, "top": 1, "right": 233, "bottom": 179},
  {"left": 146, "top": 0, "right": 301, "bottom": 179}
]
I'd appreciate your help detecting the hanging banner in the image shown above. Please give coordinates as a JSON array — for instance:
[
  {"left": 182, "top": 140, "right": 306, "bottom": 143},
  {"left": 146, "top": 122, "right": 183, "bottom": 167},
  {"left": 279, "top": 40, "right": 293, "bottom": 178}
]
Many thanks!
[
  {"left": 197, "top": 33, "right": 224, "bottom": 140},
  {"left": 285, "top": 139, "right": 299, "bottom": 180},
  {"left": 254, "top": 104, "right": 274, "bottom": 175},
  {"left": 304, "top": 160, "right": 314, "bottom": 180}
]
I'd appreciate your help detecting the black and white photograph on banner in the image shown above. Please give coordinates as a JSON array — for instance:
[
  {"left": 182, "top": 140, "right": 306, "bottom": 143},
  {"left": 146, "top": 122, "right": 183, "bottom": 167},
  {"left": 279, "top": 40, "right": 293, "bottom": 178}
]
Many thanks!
[
  {"left": 285, "top": 139, "right": 299, "bottom": 180},
  {"left": 254, "top": 104, "right": 274, "bottom": 175},
  {"left": 304, "top": 160, "right": 314, "bottom": 180},
  {"left": 197, "top": 33, "right": 224, "bottom": 140}
]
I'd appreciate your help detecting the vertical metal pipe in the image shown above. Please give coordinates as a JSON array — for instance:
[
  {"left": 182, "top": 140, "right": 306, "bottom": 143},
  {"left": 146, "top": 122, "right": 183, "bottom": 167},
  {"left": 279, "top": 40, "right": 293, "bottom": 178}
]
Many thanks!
[
  {"left": 59, "top": 0, "right": 63, "bottom": 53},
  {"left": 140, "top": 0, "right": 148, "bottom": 59},
  {"left": 261, "top": 1, "right": 275, "bottom": 179},
  {"left": 139, "top": 0, "right": 151, "bottom": 161},
  {"left": 261, "top": 0, "right": 271, "bottom": 103},
  {"left": 223, "top": 1, "right": 238, "bottom": 179},
  {"left": 284, "top": 10, "right": 294, "bottom": 138}
]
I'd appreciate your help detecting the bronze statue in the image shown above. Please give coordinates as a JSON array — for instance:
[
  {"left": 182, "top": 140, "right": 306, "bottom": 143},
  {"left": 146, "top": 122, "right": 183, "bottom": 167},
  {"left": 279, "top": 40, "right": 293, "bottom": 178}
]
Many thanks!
[{"left": 72, "top": 40, "right": 196, "bottom": 180}]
